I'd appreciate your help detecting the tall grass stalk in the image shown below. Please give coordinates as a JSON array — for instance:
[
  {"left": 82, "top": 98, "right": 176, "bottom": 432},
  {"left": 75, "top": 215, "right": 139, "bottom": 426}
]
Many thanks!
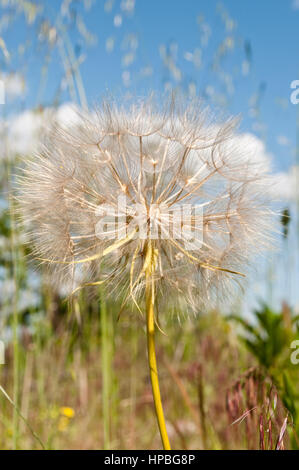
[
  {"left": 0, "top": 385, "right": 45, "bottom": 449},
  {"left": 129, "top": 322, "right": 138, "bottom": 448},
  {"left": 9, "top": 188, "right": 20, "bottom": 449},
  {"left": 100, "top": 285, "right": 112, "bottom": 449}
]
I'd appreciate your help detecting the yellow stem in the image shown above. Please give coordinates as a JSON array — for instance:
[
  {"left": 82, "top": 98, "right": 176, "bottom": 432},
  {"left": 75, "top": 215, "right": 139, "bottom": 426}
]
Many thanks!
[{"left": 145, "top": 250, "right": 171, "bottom": 450}]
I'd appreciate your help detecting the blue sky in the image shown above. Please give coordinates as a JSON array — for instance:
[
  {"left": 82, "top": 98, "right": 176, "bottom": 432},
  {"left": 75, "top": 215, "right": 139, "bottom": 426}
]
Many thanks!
[
  {"left": 1, "top": 0, "right": 298, "bottom": 310},
  {"left": 2, "top": 0, "right": 299, "bottom": 173},
  {"left": 80, "top": 0, "right": 299, "bottom": 173}
]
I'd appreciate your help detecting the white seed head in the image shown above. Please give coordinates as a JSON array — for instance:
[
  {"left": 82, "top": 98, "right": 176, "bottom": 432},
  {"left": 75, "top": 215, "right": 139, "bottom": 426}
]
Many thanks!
[{"left": 17, "top": 95, "right": 275, "bottom": 313}]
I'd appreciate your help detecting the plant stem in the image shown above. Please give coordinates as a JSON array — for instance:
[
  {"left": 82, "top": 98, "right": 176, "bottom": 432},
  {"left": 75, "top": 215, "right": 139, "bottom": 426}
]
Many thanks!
[
  {"left": 9, "top": 195, "right": 19, "bottom": 450},
  {"left": 145, "top": 250, "right": 171, "bottom": 450},
  {"left": 100, "top": 285, "right": 111, "bottom": 450}
]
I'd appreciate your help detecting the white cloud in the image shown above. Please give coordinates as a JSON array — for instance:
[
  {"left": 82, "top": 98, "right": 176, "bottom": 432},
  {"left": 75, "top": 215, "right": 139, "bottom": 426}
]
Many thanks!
[
  {"left": 231, "top": 132, "right": 273, "bottom": 173},
  {"left": 5, "top": 106, "right": 297, "bottom": 205},
  {"left": 272, "top": 166, "right": 299, "bottom": 202},
  {"left": 0, "top": 103, "right": 80, "bottom": 158},
  {"left": 9, "top": 110, "right": 44, "bottom": 155},
  {"left": 55, "top": 102, "right": 82, "bottom": 128},
  {"left": 1, "top": 109, "right": 274, "bottom": 171}
]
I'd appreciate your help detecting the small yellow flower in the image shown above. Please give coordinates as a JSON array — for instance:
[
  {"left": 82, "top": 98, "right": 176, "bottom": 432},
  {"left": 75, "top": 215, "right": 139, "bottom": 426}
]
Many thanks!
[{"left": 59, "top": 406, "right": 75, "bottom": 419}]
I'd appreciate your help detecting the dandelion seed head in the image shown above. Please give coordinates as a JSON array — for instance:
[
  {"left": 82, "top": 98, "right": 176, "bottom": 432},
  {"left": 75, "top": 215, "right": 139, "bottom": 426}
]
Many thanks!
[{"left": 17, "top": 94, "right": 275, "bottom": 313}]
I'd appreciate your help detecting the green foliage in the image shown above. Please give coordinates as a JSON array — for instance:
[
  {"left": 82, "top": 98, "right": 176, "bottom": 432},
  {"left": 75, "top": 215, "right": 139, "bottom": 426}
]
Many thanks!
[
  {"left": 229, "top": 305, "right": 292, "bottom": 369},
  {"left": 229, "top": 304, "right": 299, "bottom": 448}
]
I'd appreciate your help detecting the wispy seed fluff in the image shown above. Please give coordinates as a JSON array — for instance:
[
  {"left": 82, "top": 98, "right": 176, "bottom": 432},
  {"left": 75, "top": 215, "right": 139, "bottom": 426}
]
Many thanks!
[{"left": 17, "top": 96, "right": 274, "bottom": 313}]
